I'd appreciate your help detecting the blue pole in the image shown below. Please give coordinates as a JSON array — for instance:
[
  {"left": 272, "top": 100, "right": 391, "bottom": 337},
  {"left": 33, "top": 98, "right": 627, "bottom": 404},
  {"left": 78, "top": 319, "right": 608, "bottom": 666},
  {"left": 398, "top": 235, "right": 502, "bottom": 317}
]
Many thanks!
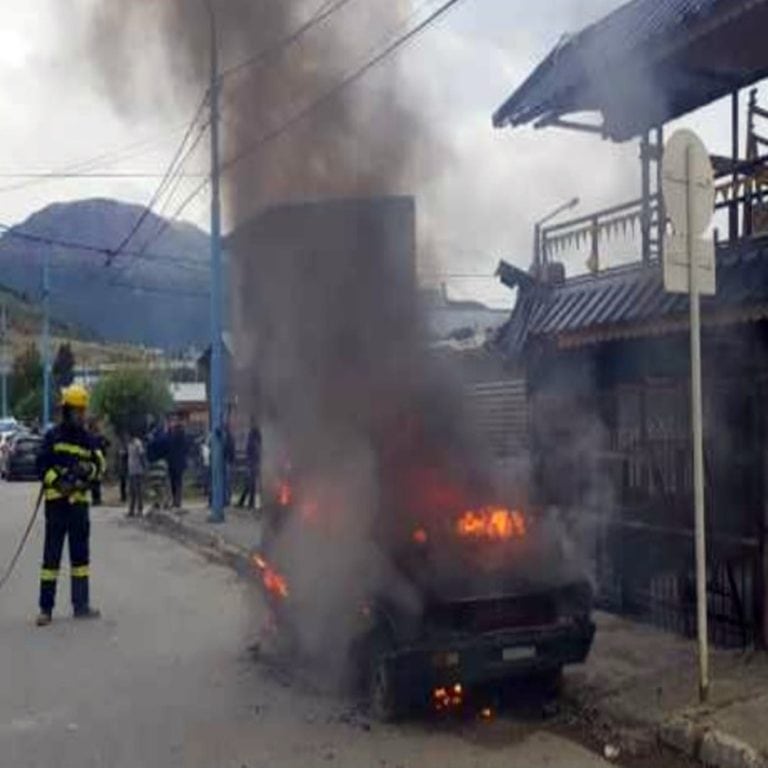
[
  {"left": 207, "top": 3, "right": 225, "bottom": 523},
  {"left": 42, "top": 251, "right": 51, "bottom": 427}
]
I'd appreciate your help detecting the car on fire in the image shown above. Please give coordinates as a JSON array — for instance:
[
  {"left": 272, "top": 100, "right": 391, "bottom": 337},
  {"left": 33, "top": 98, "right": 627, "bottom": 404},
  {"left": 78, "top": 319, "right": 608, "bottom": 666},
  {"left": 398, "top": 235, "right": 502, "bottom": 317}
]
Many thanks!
[{"left": 255, "top": 468, "right": 595, "bottom": 721}]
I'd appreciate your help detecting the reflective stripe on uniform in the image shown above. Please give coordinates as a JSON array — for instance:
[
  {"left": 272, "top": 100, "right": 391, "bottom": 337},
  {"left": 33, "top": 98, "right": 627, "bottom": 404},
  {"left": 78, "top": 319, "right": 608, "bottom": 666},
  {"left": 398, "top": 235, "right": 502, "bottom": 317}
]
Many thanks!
[
  {"left": 95, "top": 450, "right": 106, "bottom": 479},
  {"left": 53, "top": 442, "right": 93, "bottom": 460},
  {"left": 71, "top": 565, "right": 89, "bottom": 578},
  {"left": 44, "top": 488, "right": 90, "bottom": 503},
  {"left": 40, "top": 568, "right": 59, "bottom": 582},
  {"left": 43, "top": 468, "right": 59, "bottom": 487}
]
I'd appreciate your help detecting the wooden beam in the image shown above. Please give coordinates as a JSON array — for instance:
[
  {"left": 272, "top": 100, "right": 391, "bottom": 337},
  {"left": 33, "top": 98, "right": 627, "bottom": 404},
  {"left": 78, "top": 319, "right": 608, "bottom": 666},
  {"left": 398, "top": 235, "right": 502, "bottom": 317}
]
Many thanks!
[{"left": 534, "top": 115, "right": 605, "bottom": 136}]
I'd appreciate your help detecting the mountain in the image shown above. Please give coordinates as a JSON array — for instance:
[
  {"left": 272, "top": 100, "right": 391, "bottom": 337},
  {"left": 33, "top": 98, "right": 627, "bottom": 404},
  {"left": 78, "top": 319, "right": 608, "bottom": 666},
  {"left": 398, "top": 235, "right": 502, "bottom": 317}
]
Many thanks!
[{"left": 0, "top": 199, "right": 214, "bottom": 350}]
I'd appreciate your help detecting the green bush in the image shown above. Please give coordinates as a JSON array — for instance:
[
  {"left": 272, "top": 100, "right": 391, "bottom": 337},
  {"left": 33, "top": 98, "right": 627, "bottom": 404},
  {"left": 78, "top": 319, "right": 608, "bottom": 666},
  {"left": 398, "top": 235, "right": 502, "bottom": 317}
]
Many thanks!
[{"left": 90, "top": 368, "right": 172, "bottom": 438}]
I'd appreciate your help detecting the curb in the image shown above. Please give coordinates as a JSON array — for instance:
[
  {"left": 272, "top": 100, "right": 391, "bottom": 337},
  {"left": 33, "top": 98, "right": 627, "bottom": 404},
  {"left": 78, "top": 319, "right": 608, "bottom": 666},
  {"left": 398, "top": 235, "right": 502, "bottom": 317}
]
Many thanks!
[
  {"left": 659, "top": 718, "right": 768, "bottom": 768},
  {"left": 144, "top": 508, "right": 252, "bottom": 576},
  {"left": 143, "top": 508, "right": 768, "bottom": 768}
]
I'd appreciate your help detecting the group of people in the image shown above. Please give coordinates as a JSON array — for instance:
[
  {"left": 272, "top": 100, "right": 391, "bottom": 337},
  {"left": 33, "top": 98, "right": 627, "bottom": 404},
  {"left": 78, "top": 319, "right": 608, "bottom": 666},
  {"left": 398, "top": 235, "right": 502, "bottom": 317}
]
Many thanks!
[{"left": 115, "top": 416, "right": 262, "bottom": 517}]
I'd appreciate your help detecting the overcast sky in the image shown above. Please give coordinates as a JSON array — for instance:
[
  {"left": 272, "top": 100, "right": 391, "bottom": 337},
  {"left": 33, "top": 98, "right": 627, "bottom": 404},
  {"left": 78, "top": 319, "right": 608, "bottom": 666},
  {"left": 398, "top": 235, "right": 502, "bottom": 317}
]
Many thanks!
[{"left": 1, "top": 0, "right": 764, "bottom": 307}]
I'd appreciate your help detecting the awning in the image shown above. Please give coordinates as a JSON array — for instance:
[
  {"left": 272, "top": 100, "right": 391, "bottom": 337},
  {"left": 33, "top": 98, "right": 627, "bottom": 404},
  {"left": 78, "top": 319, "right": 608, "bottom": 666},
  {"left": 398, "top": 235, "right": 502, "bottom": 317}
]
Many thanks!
[{"left": 493, "top": 0, "right": 768, "bottom": 141}]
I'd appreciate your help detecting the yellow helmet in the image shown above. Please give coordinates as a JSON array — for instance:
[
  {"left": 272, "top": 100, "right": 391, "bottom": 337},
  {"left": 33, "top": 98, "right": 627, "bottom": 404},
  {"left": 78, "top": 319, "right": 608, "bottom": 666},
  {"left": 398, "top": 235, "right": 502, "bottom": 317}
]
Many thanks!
[{"left": 61, "top": 384, "right": 89, "bottom": 410}]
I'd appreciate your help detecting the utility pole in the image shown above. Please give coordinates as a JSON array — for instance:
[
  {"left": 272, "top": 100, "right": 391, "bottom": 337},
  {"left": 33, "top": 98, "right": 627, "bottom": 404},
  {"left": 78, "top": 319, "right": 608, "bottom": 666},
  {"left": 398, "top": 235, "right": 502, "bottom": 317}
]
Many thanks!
[
  {"left": 42, "top": 251, "right": 51, "bottom": 427},
  {"left": 662, "top": 129, "right": 716, "bottom": 703},
  {"left": 206, "top": 0, "right": 225, "bottom": 523},
  {"left": 1, "top": 302, "right": 8, "bottom": 419}
]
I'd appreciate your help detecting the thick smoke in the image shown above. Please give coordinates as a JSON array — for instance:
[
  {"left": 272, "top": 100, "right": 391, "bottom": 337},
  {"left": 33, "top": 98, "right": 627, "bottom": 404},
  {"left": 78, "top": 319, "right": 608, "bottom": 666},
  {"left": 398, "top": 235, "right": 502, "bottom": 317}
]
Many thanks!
[
  {"left": 80, "top": 0, "right": 513, "bottom": 683},
  {"left": 80, "top": 0, "right": 430, "bottom": 223}
]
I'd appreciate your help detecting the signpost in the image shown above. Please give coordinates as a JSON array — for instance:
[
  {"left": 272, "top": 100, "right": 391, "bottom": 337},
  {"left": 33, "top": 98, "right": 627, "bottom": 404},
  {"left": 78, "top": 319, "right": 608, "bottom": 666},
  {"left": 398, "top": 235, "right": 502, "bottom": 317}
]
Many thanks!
[{"left": 662, "top": 129, "right": 716, "bottom": 703}]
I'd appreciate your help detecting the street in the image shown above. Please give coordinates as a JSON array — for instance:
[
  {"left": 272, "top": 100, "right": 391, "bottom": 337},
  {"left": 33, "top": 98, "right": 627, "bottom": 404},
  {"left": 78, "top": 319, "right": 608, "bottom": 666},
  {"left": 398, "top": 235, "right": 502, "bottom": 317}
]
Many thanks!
[{"left": 0, "top": 481, "right": 638, "bottom": 768}]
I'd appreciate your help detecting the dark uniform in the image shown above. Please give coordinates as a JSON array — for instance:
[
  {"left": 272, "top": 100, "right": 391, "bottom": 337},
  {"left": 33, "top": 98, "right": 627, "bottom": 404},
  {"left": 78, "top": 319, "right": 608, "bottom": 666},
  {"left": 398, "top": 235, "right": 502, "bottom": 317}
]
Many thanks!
[{"left": 37, "top": 421, "right": 106, "bottom": 617}]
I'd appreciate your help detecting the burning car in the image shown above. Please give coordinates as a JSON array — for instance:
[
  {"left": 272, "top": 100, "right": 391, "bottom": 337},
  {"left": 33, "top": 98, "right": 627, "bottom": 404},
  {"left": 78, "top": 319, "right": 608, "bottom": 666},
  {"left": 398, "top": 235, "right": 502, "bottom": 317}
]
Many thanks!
[{"left": 254, "top": 459, "right": 594, "bottom": 721}]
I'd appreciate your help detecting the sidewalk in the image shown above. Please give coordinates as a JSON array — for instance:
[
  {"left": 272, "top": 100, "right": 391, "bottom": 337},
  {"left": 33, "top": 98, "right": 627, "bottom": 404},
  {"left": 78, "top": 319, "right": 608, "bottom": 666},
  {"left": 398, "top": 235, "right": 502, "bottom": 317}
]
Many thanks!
[
  {"left": 144, "top": 505, "right": 768, "bottom": 767},
  {"left": 145, "top": 503, "right": 262, "bottom": 574},
  {"left": 565, "top": 613, "right": 768, "bottom": 767}
]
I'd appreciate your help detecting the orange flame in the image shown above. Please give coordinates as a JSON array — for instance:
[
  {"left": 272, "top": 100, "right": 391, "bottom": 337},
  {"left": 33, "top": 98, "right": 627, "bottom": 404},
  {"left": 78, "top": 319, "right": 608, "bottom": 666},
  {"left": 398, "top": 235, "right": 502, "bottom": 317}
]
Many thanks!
[
  {"left": 433, "top": 683, "right": 464, "bottom": 712},
  {"left": 277, "top": 481, "right": 293, "bottom": 507},
  {"left": 252, "top": 554, "right": 289, "bottom": 599},
  {"left": 456, "top": 507, "right": 526, "bottom": 541}
]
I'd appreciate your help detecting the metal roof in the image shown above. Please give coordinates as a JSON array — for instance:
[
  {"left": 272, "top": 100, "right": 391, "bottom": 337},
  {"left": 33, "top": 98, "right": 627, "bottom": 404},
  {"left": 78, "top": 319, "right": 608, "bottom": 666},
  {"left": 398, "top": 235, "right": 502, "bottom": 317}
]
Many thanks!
[
  {"left": 493, "top": 0, "right": 768, "bottom": 140},
  {"left": 496, "top": 238, "right": 768, "bottom": 354}
]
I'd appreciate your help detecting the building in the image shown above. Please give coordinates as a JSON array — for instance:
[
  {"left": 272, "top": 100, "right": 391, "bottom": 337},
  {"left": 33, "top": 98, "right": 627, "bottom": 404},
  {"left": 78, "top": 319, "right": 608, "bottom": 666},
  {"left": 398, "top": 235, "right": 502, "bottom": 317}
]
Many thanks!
[
  {"left": 493, "top": 0, "right": 768, "bottom": 647},
  {"left": 169, "top": 382, "right": 208, "bottom": 430},
  {"left": 421, "top": 284, "right": 508, "bottom": 347}
]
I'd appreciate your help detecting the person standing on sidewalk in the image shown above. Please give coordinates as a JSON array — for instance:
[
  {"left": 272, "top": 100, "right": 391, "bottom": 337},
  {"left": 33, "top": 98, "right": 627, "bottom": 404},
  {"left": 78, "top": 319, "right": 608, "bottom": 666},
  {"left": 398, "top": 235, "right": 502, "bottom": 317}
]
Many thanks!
[
  {"left": 88, "top": 418, "right": 109, "bottom": 507},
  {"left": 117, "top": 435, "right": 128, "bottom": 503},
  {"left": 126, "top": 433, "right": 147, "bottom": 518},
  {"left": 223, "top": 423, "right": 236, "bottom": 507},
  {"left": 36, "top": 385, "right": 105, "bottom": 626},
  {"left": 237, "top": 419, "right": 262, "bottom": 510},
  {"left": 166, "top": 416, "right": 188, "bottom": 509}
]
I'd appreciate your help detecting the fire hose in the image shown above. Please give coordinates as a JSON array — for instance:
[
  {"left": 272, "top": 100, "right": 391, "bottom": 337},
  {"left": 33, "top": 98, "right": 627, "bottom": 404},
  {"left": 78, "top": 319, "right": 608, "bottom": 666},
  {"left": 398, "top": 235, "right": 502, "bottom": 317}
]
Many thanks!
[{"left": 0, "top": 485, "right": 44, "bottom": 594}]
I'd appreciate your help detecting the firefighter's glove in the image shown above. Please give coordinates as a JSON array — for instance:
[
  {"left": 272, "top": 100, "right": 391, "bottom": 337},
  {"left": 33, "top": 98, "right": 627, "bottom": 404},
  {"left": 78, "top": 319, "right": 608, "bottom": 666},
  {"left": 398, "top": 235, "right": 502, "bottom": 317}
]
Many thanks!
[{"left": 74, "top": 461, "right": 96, "bottom": 482}]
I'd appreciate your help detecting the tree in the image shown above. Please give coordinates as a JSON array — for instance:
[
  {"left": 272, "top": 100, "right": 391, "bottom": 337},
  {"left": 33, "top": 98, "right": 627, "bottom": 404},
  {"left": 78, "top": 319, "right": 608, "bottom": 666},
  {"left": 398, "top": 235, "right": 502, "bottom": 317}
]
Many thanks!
[
  {"left": 14, "top": 387, "right": 43, "bottom": 424},
  {"left": 90, "top": 368, "right": 173, "bottom": 437},
  {"left": 10, "top": 344, "right": 43, "bottom": 416},
  {"left": 53, "top": 343, "right": 76, "bottom": 389}
]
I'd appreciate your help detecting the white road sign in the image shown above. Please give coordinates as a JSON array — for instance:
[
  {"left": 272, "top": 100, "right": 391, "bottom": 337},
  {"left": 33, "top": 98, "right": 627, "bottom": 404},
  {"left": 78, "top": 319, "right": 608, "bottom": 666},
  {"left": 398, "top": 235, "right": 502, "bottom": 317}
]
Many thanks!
[{"left": 662, "top": 129, "right": 716, "bottom": 296}]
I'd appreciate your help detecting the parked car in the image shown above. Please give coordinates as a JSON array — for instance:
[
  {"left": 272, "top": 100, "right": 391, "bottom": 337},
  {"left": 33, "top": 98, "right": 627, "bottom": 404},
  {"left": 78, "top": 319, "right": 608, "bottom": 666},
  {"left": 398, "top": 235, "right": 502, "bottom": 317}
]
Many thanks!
[
  {"left": 0, "top": 417, "right": 20, "bottom": 436},
  {"left": 5, "top": 432, "right": 43, "bottom": 481},
  {"left": 0, "top": 422, "right": 23, "bottom": 478}
]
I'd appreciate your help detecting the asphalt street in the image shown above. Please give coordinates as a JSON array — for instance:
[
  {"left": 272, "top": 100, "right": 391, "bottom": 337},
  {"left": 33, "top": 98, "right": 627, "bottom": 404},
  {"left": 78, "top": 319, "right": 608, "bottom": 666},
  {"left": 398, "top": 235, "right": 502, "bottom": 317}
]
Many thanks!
[{"left": 0, "top": 481, "right": 625, "bottom": 767}]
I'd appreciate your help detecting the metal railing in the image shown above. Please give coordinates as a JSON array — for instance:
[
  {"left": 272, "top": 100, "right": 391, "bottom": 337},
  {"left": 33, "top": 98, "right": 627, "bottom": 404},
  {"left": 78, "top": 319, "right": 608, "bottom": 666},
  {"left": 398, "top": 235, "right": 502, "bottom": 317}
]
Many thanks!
[
  {"left": 541, "top": 195, "right": 662, "bottom": 272},
  {"left": 539, "top": 152, "right": 768, "bottom": 274}
]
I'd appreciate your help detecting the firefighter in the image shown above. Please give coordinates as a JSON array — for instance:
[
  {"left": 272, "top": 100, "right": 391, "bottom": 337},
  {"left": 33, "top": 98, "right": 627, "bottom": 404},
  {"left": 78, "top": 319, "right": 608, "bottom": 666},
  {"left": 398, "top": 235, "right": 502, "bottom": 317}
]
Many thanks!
[{"left": 36, "top": 384, "right": 106, "bottom": 626}]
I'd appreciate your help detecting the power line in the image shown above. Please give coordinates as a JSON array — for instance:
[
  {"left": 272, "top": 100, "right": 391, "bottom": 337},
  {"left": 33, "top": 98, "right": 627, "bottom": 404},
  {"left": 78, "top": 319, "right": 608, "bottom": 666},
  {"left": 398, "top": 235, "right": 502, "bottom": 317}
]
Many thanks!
[
  {"left": 104, "top": 120, "right": 212, "bottom": 281},
  {"left": 0, "top": 123, "right": 196, "bottom": 195},
  {"left": 0, "top": 221, "right": 207, "bottom": 273},
  {"left": 105, "top": 93, "right": 210, "bottom": 266},
  {"left": 223, "top": 0, "right": 456, "bottom": 173},
  {"left": 0, "top": 172, "right": 207, "bottom": 180},
  {"left": 219, "top": 0, "right": 357, "bottom": 81},
  {"left": 141, "top": 0, "right": 467, "bottom": 247}
]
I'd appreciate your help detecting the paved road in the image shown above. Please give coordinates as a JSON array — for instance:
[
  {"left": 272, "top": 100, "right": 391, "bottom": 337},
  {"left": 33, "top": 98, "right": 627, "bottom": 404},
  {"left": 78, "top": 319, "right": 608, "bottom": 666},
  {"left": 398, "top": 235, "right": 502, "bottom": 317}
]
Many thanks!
[{"left": 0, "top": 481, "right": 629, "bottom": 767}]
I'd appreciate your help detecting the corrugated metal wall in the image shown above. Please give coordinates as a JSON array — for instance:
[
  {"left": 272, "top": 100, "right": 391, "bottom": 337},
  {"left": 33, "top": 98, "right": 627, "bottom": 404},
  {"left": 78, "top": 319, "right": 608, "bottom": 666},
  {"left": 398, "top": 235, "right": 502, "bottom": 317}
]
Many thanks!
[{"left": 464, "top": 378, "right": 528, "bottom": 457}]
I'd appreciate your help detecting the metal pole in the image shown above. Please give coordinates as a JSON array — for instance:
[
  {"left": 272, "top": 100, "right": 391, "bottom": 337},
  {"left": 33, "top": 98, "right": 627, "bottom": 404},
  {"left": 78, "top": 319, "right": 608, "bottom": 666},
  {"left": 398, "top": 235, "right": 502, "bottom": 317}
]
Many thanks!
[
  {"left": 641, "top": 131, "right": 651, "bottom": 264},
  {"left": 687, "top": 143, "right": 709, "bottom": 703},
  {"left": 42, "top": 251, "right": 51, "bottom": 427},
  {"left": 1, "top": 302, "right": 8, "bottom": 419},
  {"left": 656, "top": 125, "right": 665, "bottom": 264},
  {"left": 207, "top": 1, "right": 225, "bottom": 523},
  {"left": 731, "top": 90, "right": 740, "bottom": 243}
]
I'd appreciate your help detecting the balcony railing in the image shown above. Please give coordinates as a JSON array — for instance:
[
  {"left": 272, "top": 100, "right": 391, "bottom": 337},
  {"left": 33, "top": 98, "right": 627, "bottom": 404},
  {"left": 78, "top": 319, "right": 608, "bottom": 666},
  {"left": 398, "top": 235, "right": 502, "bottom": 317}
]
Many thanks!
[{"left": 540, "top": 153, "right": 768, "bottom": 275}]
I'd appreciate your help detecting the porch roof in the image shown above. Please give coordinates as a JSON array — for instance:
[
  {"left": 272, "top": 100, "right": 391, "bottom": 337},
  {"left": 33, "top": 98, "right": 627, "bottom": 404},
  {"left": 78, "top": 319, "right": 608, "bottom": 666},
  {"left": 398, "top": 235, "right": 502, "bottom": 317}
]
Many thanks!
[
  {"left": 496, "top": 238, "right": 768, "bottom": 354},
  {"left": 493, "top": 0, "right": 768, "bottom": 141}
]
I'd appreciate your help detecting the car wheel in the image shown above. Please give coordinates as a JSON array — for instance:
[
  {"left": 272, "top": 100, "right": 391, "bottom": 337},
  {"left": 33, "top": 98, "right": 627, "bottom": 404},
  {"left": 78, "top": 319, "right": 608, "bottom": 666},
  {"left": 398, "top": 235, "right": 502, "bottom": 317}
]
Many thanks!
[{"left": 368, "top": 653, "right": 401, "bottom": 723}]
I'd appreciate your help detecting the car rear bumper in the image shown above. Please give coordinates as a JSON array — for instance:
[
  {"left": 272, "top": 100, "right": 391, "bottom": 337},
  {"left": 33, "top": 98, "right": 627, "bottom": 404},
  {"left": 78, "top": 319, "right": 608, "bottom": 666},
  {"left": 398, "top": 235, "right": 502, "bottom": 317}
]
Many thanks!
[{"left": 386, "top": 618, "right": 595, "bottom": 688}]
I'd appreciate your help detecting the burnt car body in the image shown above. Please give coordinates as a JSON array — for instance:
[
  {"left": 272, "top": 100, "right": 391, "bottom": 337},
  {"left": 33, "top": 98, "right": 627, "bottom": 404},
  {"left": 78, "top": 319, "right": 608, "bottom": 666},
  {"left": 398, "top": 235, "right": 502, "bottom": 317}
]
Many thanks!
[
  {"left": 259, "top": 491, "right": 595, "bottom": 720},
  {"left": 361, "top": 513, "right": 594, "bottom": 718}
]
